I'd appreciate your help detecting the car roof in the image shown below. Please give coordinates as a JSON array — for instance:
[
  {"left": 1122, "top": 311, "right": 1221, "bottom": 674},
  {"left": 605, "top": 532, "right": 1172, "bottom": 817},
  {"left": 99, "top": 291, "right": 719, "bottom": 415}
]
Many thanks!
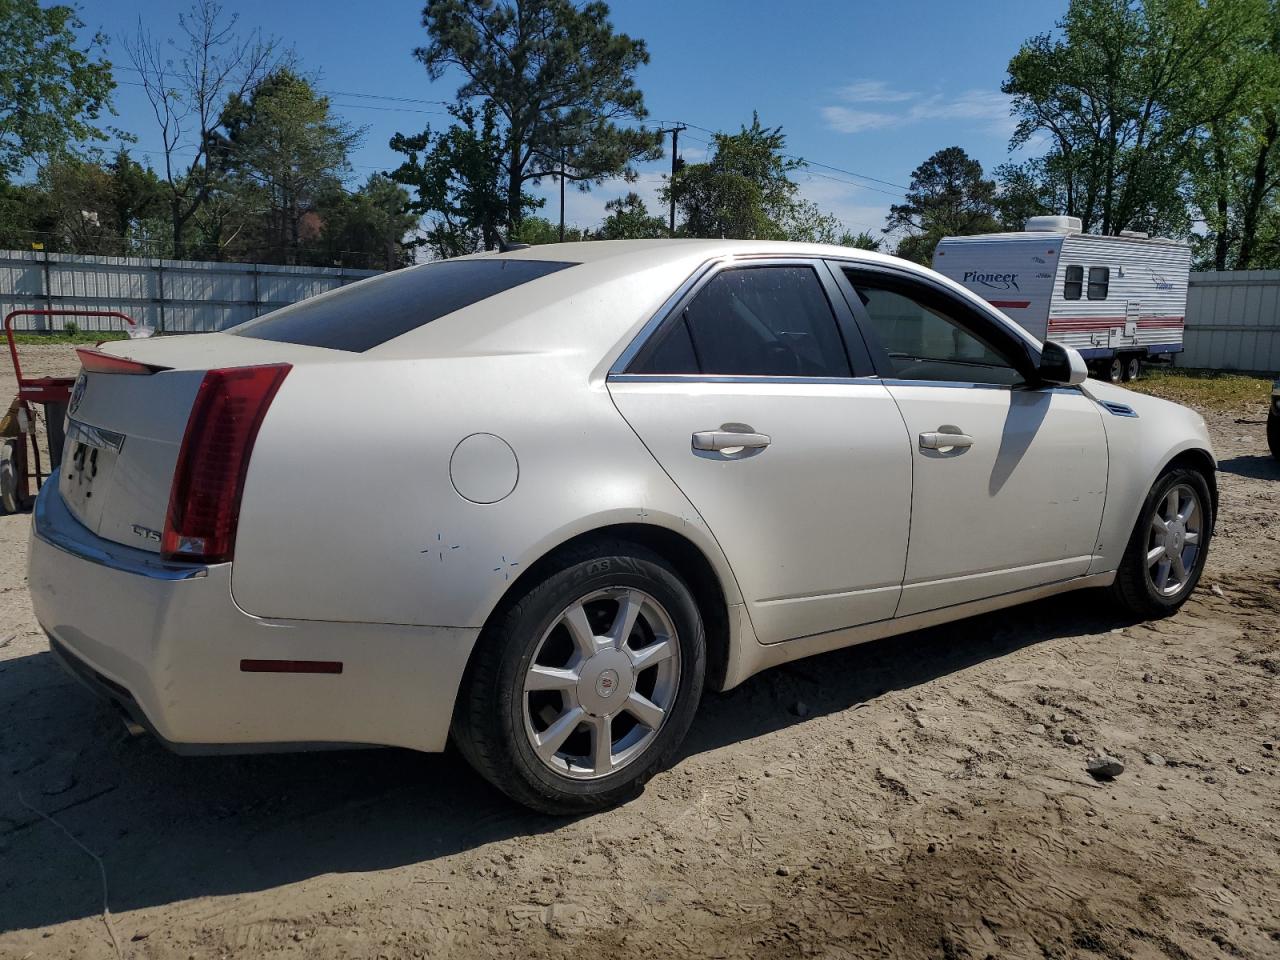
[
  {"left": 456, "top": 237, "right": 904, "bottom": 269},
  {"left": 369, "top": 239, "right": 1037, "bottom": 368}
]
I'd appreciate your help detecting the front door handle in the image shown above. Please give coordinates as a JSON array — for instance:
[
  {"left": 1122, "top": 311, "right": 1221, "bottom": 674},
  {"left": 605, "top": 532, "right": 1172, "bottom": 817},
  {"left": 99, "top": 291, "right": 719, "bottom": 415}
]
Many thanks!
[
  {"left": 919, "top": 430, "right": 975, "bottom": 450},
  {"left": 692, "top": 428, "right": 772, "bottom": 453}
]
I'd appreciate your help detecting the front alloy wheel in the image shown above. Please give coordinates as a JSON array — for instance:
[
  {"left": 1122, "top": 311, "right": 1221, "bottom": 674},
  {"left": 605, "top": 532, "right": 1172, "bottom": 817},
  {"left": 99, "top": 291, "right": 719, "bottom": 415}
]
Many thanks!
[
  {"left": 1143, "top": 483, "right": 1203, "bottom": 596},
  {"left": 1113, "top": 466, "right": 1213, "bottom": 617}
]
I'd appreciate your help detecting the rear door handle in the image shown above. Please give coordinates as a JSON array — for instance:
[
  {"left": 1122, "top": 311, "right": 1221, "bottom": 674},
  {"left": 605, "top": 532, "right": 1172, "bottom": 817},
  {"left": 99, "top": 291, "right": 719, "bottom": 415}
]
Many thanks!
[
  {"left": 692, "top": 429, "right": 772, "bottom": 452},
  {"left": 919, "top": 430, "right": 974, "bottom": 450}
]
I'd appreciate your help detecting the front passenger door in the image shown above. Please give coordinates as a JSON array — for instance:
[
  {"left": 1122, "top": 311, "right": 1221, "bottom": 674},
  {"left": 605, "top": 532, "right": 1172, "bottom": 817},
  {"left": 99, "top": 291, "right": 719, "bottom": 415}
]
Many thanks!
[{"left": 838, "top": 266, "right": 1108, "bottom": 617}]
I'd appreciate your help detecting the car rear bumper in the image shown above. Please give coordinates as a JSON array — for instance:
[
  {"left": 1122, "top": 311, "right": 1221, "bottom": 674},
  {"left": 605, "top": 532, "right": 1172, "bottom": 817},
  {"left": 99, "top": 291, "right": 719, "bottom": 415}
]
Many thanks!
[{"left": 28, "top": 475, "right": 478, "bottom": 753}]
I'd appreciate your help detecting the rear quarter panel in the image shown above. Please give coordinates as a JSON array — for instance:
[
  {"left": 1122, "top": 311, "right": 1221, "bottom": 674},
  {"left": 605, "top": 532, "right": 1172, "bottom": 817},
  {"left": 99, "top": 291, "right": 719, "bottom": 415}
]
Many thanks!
[{"left": 230, "top": 352, "right": 743, "bottom": 629}]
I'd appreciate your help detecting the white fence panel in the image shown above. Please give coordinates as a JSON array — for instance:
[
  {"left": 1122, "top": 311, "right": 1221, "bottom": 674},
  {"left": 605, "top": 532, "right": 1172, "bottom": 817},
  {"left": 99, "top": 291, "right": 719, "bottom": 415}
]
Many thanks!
[
  {"left": 0, "top": 250, "right": 383, "bottom": 334},
  {"left": 1183, "top": 271, "right": 1280, "bottom": 373}
]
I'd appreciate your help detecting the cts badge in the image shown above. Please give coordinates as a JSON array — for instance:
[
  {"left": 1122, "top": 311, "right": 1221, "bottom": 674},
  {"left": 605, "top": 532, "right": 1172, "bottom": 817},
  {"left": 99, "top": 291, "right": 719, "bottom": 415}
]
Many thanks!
[{"left": 131, "top": 524, "right": 162, "bottom": 543}]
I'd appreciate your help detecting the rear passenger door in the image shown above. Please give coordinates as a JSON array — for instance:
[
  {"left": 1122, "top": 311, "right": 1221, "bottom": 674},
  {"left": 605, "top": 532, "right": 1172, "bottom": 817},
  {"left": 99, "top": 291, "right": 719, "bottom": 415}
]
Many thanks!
[{"left": 608, "top": 259, "right": 913, "bottom": 645}]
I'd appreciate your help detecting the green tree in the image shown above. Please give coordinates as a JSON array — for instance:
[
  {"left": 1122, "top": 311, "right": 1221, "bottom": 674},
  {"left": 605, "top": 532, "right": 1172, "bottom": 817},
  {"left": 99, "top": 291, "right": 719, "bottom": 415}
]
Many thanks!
[
  {"left": 125, "top": 0, "right": 283, "bottom": 257},
  {"left": 663, "top": 115, "right": 801, "bottom": 239},
  {"left": 6, "top": 150, "right": 165, "bottom": 255},
  {"left": 389, "top": 101, "right": 532, "bottom": 258},
  {"left": 1186, "top": 2, "right": 1280, "bottom": 268},
  {"left": 219, "top": 69, "right": 363, "bottom": 264},
  {"left": 0, "top": 0, "right": 115, "bottom": 182},
  {"left": 316, "top": 174, "right": 419, "bottom": 269},
  {"left": 511, "top": 215, "right": 591, "bottom": 244},
  {"left": 598, "top": 191, "right": 665, "bottom": 239},
  {"left": 413, "top": 0, "right": 660, "bottom": 235},
  {"left": 1004, "top": 0, "right": 1269, "bottom": 237},
  {"left": 839, "top": 229, "right": 882, "bottom": 251},
  {"left": 886, "top": 147, "right": 1000, "bottom": 264}
]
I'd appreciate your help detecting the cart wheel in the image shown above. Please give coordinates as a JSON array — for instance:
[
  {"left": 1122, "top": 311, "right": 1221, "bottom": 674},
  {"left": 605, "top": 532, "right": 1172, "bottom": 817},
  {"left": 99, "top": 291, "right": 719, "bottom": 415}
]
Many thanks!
[{"left": 1, "top": 439, "right": 20, "bottom": 514}]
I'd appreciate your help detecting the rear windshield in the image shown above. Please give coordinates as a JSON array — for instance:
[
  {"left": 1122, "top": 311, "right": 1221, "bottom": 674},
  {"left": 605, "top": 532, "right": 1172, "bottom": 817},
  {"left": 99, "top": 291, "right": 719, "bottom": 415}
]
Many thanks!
[{"left": 232, "top": 258, "right": 577, "bottom": 352}]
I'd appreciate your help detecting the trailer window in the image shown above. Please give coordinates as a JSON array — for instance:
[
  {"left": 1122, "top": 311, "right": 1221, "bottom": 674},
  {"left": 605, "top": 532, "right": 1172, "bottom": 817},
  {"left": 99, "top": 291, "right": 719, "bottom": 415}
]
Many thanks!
[
  {"left": 1087, "top": 266, "right": 1110, "bottom": 300},
  {"left": 1064, "top": 265, "right": 1083, "bottom": 300}
]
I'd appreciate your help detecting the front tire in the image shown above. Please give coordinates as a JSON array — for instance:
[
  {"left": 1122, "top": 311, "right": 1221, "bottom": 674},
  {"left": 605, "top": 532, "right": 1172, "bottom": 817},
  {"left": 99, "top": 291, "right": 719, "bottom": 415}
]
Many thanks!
[
  {"left": 1107, "top": 356, "right": 1125, "bottom": 383},
  {"left": 1123, "top": 355, "right": 1142, "bottom": 381},
  {"left": 1112, "top": 467, "right": 1213, "bottom": 618},
  {"left": 452, "top": 540, "right": 705, "bottom": 814}
]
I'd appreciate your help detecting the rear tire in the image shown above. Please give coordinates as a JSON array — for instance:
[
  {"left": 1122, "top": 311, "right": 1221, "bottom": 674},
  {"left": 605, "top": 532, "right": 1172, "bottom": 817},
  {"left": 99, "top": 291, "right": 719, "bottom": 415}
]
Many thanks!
[
  {"left": 1112, "top": 466, "right": 1213, "bottom": 618},
  {"left": 1123, "top": 355, "right": 1142, "bottom": 381},
  {"left": 452, "top": 540, "right": 705, "bottom": 814},
  {"left": 1107, "top": 356, "right": 1124, "bottom": 383}
]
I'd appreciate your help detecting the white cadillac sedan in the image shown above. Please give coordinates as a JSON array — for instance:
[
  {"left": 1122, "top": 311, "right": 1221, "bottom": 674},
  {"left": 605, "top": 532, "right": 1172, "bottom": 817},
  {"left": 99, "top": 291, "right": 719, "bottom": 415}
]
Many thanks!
[{"left": 29, "top": 240, "right": 1216, "bottom": 813}]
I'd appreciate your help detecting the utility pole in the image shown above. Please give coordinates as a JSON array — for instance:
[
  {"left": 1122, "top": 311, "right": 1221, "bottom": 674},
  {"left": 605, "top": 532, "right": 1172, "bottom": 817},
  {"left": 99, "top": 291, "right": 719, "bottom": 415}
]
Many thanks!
[
  {"left": 559, "top": 145, "right": 567, "bottom": 243},
  {"left": 664, "top": 125, "right": 687, "bottom": 236}
]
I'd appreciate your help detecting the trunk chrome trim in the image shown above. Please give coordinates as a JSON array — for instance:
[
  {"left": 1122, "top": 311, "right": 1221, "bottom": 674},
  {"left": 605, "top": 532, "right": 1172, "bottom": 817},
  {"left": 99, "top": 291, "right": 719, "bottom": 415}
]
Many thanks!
[{"left": 33, "top": 472, "right": 208, "bottom": 581}]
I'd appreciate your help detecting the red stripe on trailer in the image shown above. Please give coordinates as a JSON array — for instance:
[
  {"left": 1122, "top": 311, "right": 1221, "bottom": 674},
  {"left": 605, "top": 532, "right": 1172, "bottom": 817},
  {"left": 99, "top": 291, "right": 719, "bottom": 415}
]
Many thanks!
[{"left": 988, "top": 300, "right": 1031, "bottom": 308}]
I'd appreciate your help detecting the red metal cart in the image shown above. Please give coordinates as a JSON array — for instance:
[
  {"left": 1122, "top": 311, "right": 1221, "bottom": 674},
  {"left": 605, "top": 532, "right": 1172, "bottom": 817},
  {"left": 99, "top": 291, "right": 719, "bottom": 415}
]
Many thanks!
[{"left": 2, "top": 309, "right": 137, "bottom": 512}]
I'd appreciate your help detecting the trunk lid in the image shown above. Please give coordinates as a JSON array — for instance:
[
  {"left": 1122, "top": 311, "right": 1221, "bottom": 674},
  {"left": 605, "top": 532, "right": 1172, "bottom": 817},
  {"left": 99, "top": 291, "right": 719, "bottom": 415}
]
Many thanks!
[{"left": 58, "top": 334, "right": 342, "bottom": 554}]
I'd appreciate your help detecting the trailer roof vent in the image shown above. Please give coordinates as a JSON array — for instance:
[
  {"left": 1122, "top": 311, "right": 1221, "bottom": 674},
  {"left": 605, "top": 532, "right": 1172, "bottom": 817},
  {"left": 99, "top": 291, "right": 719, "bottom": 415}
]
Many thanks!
[
  {"left": 1025, "top": 215, "right": 1083, "bottom": 234},
  {"left": 1118, "top": 229, "right": 1150, "bottom": 239}
]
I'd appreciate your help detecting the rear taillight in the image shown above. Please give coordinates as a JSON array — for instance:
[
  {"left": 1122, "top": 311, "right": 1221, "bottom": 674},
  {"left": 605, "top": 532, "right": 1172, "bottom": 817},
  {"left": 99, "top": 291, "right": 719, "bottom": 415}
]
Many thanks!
[{"left": 162, "top": 363, "right": 291, "bottom": 563}]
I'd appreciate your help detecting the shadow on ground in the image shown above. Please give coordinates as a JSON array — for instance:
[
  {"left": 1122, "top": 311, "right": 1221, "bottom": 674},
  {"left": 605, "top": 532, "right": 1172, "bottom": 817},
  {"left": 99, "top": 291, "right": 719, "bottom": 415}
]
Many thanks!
[
  {"left": 0, "top": 589, "right": 1133, "bottom": 933},
  {"left": 1216, "top": 453, "right": 1280, "bottom": 480}
]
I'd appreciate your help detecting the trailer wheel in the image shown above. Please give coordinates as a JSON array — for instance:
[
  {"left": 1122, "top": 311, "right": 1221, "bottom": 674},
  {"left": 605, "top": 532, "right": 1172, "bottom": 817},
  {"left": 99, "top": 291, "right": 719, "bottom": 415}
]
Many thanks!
[
  {"left": 0, "top": 439, "right": 20, "bottom": 514},
  {"left": 1123, "top": 356, "right": 1142, "bottom": 382},
  {"left": 1107, "top": 356, "right": 1124, "bottom": 383}
]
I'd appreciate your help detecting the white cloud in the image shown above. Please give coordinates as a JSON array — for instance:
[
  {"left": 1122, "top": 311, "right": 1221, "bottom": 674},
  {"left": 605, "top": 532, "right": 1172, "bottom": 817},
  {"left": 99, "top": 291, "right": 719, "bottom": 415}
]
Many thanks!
[
  {"left": 821, "top": 83, "right": 1014, "bottom": 136},
  {"left": 835, "top": 80, "right": 916, "bottom": 104},
  {"left": 820, "top": 106, "right": 900, "bottom": 134}
]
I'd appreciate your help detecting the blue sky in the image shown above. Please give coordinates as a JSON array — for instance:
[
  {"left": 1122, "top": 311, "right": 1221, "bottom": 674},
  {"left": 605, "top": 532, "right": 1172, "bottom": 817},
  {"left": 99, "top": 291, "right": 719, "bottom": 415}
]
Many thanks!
[{"left": 84, "top": 0, "right": 1069, "bottom": 236}]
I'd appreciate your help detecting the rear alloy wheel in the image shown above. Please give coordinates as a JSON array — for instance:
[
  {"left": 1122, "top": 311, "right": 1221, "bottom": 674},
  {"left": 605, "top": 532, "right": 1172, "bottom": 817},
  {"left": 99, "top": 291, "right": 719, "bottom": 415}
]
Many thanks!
[
  {"left": 1123, "top": 356, "right": 1142, "bottom": 381},
  {"left": 1107, "top": 356, "right": 1125, "bottom": 383},
  {"left": 452, "top": 541, "right": 705, "bottom": 813},
  {"left": 522, "top": 588, "right": 680, "bottom": 781},
  {"left": 1113, "top": 467, "right": 1213, "bottom": 617}
]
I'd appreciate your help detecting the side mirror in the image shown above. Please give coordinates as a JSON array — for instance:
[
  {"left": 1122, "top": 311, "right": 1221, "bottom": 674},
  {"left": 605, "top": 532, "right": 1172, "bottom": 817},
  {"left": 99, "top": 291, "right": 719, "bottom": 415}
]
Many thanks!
[{"left": 1038, "top": 340, "right": 1088, "bottom": 386}]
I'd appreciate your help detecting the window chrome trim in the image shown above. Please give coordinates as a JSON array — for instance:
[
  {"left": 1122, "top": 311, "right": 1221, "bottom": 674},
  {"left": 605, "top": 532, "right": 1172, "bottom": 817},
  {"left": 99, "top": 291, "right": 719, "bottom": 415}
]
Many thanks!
[
  {"left": 33, "top": 472, "right": 209, "bottom": 581},
  {"left": 608, "top": 257, "right": 726, "bottom": 376},
  {"left": 607, "top": 373, "right": 884, "bottom": 386},
  {"left": 608, "top": 255, "right": 871, "bottom": 380}
]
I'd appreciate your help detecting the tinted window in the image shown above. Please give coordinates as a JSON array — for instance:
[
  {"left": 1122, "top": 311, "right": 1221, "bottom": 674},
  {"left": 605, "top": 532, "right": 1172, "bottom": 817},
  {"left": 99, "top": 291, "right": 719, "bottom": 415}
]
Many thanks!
[
  {"left": 850, "top": 279, "right": 1025, "bottom": 386},
  {"left": 1088, "top": 266, "right": 1110, "bottom": 300},
  {"left": 233, "top": 258, "right": 577, "bottom": 352},
  {"left": 1064, "top": 264, "right": 1083, "bottom": 300},
  {"left": 633, "top": 266, "right": 851, "bottom": 377}
]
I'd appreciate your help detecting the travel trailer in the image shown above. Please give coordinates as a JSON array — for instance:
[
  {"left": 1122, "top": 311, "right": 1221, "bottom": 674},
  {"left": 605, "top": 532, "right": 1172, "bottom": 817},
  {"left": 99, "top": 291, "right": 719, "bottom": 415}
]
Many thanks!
[{"left": 933, "top": 216, "right": 1190, "bottom": 382}]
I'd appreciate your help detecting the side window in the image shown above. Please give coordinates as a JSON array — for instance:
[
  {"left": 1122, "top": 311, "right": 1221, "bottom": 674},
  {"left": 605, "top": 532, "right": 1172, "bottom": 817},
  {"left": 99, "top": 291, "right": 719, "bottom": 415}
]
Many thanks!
[
  {"left": 631, "top": 265, "right": 852, "bottom": 377},
  {"left": 1088, "top": 266, "right": 1110, "bottom": 300},
  {"left": 1064, "top": 265, "right": 1083, "bottom": 300},
  {"left": 847, "top": 274, "right": 1026, "bottom": 386}
]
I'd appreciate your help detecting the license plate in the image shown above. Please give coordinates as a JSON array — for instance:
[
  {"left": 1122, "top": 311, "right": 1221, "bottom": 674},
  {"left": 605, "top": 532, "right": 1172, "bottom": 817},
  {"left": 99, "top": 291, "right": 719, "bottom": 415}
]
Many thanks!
[{"left": 60, "top": 420, "right": 124, "bottom": 526}]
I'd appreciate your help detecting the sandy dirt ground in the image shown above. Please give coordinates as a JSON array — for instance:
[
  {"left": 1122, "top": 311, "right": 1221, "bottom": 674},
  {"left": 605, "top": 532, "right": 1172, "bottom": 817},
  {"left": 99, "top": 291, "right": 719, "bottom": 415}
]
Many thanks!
[{"left": 1, "top": 344, "right": 1278, "bottom": 959}]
